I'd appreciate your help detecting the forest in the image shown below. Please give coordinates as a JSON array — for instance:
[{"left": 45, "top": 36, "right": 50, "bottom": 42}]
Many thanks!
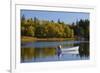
[{"left": 21, "top": 15, "right": 89, "bottom": 41}]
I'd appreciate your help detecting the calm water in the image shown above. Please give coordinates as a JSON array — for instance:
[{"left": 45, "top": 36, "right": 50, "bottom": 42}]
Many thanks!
[{"left": 21, "top": 41, "right": 89, "bottom": 63}]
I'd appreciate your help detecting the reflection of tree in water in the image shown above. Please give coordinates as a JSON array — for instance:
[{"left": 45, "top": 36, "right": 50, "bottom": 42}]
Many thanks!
[
  {"left": 21, "top": 47, "right": 56, "bottom": 62},
  {"left": 73, "top": 42, "right": 89, "bottom": 58},
  {"left": 78, "top": 42, "right": 89, "bottom": 58},
  {"left": 21, "top": 48, "right": 35, "bottom": 62}
]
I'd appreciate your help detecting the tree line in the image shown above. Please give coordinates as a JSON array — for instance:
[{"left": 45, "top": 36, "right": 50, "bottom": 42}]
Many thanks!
[{"left": 21, "top": 15, "right": 89, "bottom": 41}]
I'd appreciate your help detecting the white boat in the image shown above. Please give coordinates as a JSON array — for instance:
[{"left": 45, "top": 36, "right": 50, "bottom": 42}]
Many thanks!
[
  {"left": 61, "top": 46, "right": 79, "bottom": 52},
  {"left": 61, "top": 50, "right": 79, "bottom": 54},
  {"left": 60, "top": 46, "right": 79, "bottom": 55},
  {"left": 57, "top": 46, "right": 79, "bottom": 56}
]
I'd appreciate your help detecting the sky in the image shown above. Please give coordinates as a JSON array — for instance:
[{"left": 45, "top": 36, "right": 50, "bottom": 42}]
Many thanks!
[{"left": 21, "top": 10, "right": 89, "bottom": 24}]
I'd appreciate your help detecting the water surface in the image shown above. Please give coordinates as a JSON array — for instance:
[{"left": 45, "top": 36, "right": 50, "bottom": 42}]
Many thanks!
[{"left": 21, "top": 41, "right": 89, "bottom": 63}]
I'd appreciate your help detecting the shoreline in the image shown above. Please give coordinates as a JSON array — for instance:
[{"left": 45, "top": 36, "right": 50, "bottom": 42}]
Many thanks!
[{"left": 21, "top": 36, "right": 76, "bottom": 42}]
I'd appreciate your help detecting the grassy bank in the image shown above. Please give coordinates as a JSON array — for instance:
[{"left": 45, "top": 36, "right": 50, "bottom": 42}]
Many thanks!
[{"left": 21, "top": 36, "right": 76, "bottom": 42}]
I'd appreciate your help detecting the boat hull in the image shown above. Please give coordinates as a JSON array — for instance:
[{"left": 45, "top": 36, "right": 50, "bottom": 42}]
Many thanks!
[{"left": 61, "top": 46, "right": 79, "bottom": 51}]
